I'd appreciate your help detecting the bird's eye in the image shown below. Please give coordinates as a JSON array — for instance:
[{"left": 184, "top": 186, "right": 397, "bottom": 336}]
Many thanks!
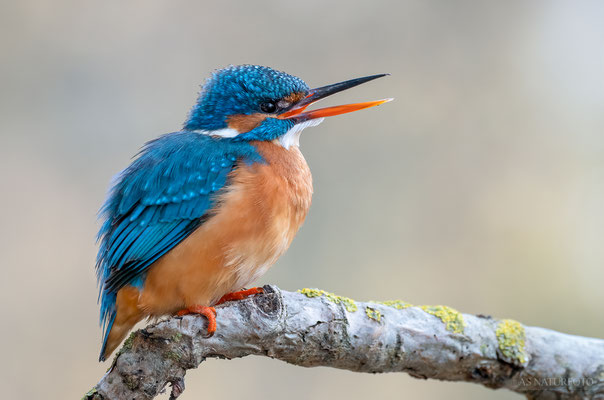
[{"left": 260, "top": 101, "right": 277, "bottom": 113}]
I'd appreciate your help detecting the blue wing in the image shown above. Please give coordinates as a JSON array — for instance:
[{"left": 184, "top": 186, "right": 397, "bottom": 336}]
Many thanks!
[{"left": 96, "top": 131, "right": 262, "bottom": 356}]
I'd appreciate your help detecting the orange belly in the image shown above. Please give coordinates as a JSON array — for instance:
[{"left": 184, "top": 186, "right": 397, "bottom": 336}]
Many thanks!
[{"left": 135, "top": 140, "right": 313, "bottom": 315}]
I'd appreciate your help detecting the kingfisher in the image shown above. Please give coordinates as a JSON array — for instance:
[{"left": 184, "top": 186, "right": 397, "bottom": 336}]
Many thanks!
[{"left": 96, "top": 65, "right": 391, "bottom": 361}]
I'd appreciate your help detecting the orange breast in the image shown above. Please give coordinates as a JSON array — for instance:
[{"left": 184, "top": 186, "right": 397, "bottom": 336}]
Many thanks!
[{"left": 137, "top": 140, "right": 313, "bottom": 315}]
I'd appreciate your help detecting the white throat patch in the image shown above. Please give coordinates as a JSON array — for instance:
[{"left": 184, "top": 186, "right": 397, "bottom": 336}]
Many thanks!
[
  {"left": 190, "top": 118, "right": 324, "bottom": 148},
  {"left": 277, "top": 118, "right": 324, "bottom": 149},
  {"left": 190, "top": 127, "right": 240, "bottom": 138}
]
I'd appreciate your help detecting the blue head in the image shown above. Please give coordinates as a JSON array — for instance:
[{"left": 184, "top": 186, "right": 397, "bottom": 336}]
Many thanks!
[{"left": 183, "top": 65, "right": 391, "bottom": 145}]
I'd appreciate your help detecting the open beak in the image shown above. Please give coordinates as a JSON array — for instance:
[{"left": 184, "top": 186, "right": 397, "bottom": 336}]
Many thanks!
[{"left": 278, "top": 74, "right": 392, "bottom": 123}]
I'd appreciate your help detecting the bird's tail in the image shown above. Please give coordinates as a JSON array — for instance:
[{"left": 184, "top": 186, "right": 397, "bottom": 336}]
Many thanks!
[
  {"left": 99, "top": 287, "right": 144, "bottom": 361},
  {"left": 99, "top": 311, "right": 116, "bottom": 361}
]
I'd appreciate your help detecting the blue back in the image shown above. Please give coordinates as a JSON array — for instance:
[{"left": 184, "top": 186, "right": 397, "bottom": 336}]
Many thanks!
[{"left": 96, "top": 131, "right": 262, "bottom": 356}]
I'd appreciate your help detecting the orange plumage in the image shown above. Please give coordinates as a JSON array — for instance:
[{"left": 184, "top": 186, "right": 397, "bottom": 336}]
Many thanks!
[{"left": 102, "top": 141, "right": 312, "bottom": 359}]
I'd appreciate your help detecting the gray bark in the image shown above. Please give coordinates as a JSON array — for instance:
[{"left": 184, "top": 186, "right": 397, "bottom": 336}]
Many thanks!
[{"left": 86, "top": 285, "right": 604, "bottom": 400}]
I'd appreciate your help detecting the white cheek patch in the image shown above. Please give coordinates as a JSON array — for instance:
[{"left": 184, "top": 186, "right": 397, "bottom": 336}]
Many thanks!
[
  {"left": 277, "top": 100, "right": 291, "bottom": 109},
  {"left": 278, "top": 118, "right": 324, "bottom": 149},
  {"left": 191, "top": 128, "right": 240, "bottom": 138}
]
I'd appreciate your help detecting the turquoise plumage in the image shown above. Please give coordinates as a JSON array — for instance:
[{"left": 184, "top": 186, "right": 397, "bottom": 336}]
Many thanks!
[{"left": 96, "top": 132, "right": 262, "bottom": 359}]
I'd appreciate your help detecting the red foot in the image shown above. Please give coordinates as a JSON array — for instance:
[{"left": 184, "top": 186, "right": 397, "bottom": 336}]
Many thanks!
[
  {"left": 176, "top": 305, "right": 217, "bottom": 336},
  {"left": 215, "top": 287, "right": 264, "bottom": 306}
]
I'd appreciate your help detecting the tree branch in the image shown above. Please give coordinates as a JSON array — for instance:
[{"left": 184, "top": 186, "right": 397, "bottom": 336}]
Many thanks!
[{"left": 86, "top": 285, "right": 604, "bottom": 400}]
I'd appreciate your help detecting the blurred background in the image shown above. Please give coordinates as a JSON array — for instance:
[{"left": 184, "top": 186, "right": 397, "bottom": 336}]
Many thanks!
[{"left": 1, "top": 1, "right": 603, "bottom": 399}]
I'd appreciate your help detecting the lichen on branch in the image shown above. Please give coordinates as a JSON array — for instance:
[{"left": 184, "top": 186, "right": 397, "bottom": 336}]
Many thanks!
[{"left": 87, "top": 285, "right": 604, "bottom": 400}]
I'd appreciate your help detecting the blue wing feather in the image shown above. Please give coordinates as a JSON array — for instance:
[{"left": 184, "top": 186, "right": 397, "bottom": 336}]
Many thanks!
[{"left": 96, "top": 131, "right": 263, "bottom": 358}]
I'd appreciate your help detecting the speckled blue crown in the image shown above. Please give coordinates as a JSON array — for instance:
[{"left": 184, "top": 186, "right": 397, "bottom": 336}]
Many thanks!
[{"left": 185, "top": 65, "right": 310, "bottom": 131}]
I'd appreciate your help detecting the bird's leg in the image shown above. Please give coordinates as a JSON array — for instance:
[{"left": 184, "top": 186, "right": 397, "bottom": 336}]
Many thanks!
[
  {"left": 215, "top": 287, "right": 264, "bottom": 306},
  {"left": 176, "top": 305, "right": 217, "bottom": 336}
]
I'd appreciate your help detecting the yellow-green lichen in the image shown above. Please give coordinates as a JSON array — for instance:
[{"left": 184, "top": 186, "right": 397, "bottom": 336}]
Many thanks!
[
  {"left": 166, "top": 350, "right": 181, "bottom": 362},
  {"left": 371, "top": 300, "right": 413, "bottom": 310},
  {"left": 81, "top": 388, "right": 98, "bottom": 400},
  {"left": 496, "top": 319, "right": 528, "bottom": 364},
  {"left": 365, "top": 306, "right": 382, "bottom": 322},
  {"left": 118, "top": 332, "right": 136, "bottom": 354},
  {"left": 298, "top": 288, "right": 358, "bottom": 312},
  {"left": 420, "top": 305, "right": 465, "bottom": 334},
  {"left": 111, "top": 331, "right": 137, "bottom": 364},
  {"left": 171, "top": 332, "right": 183, "bottom": 342},
  {"left": 298, "top": 288, "right": 324, "bottom": 298},
  {"left": 124, "top": 375, "right": 139, "bottom": 391}
]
